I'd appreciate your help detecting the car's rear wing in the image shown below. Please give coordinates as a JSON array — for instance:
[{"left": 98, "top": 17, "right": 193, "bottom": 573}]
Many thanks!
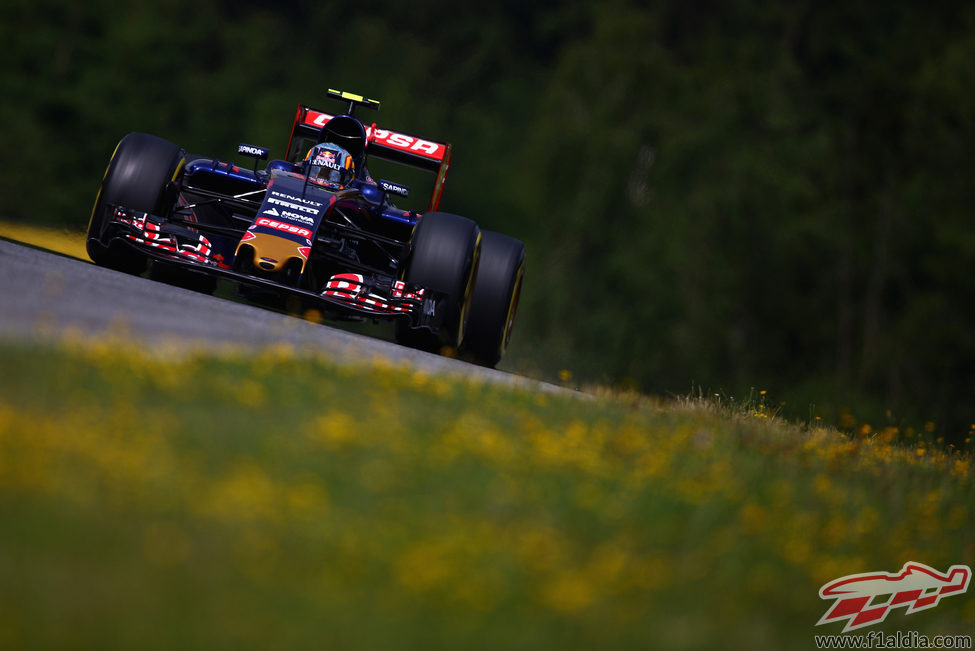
[{"left": 285, "top": 104, "right": 453, "bottom": 212}]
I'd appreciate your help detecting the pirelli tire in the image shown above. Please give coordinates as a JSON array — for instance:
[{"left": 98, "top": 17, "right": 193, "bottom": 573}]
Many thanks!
[
  {"left": 87, "top": 132, "right": 185, "bottom": 275},
  {"left": 395, "top": 212, "right": 481, "bottom": 355},
  {"left": 460, "top": 231, "right": 525, "bottom": 367}
]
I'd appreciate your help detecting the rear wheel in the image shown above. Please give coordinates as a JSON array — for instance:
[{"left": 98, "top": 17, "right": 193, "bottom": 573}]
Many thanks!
[
  {"left": 87, "top": 132, "right": 185, "bottom": 274},
  {"left": 395, "top": 212, "right": 481, "bottom": 354},
  {"left": 460, "top": 231, "right": 525, "bottom": 367}
]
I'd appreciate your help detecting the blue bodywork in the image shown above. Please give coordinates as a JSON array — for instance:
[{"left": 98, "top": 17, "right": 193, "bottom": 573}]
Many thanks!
[{"left": 185, "top": 158, "right": 418, "bottom": 226}]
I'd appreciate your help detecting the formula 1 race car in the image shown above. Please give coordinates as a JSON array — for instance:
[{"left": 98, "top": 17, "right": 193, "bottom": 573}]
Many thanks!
[{"left": 86, "top": 89, "right": 525, "bottom": 366}]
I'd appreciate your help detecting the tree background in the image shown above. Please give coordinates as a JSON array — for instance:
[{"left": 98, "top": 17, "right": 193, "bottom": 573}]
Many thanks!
[{"left": 3, "top": 0, "right": 973, "bottom": 439}]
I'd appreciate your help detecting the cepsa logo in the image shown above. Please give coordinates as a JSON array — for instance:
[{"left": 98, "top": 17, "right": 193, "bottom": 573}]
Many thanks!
[
  {"left": 370, "top": 128, "right": 442, "bottom": 157},
  {"left": 303, "top": 111, "right": 445, "bottom": 160},
  {"left": 255, "top": 218, "right": 312, "bottom": 239},
  {"left": 817, "top": 562, "right": 971, "bottom": 633}
]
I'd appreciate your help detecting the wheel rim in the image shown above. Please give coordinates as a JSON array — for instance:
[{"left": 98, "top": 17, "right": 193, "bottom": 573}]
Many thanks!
[
  {"left": 499, "top": 261, "right": 524, "bottom": 356},
  {"left": 454, "top": 231, "right": 481, "bottom": 348}
]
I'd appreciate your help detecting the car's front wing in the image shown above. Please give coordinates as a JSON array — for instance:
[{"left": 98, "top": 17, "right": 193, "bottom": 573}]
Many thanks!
[{"left": 102, "top": 207, "right": 444, "bottom": 330}]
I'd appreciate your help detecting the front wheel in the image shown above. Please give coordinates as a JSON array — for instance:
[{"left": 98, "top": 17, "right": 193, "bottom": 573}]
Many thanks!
[
  {"left": 395, "top": 212, "right": 481, "bottom": 355},
  {"left": 460, "top": 231, "right": 525, "bottom": 367},
  {"left": 87, "top": 132, "right": 185, "bottom": 274}
]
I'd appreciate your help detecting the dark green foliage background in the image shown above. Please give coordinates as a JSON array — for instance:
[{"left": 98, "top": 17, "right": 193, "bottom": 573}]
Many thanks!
[{"left": 3, "top": 0, "right": 973, "bottom": 436}]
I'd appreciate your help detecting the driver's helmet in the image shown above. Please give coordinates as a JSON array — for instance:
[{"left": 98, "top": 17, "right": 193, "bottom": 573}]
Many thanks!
[{"left": 304, "top": 143, "right": 355, "bottom": 188}]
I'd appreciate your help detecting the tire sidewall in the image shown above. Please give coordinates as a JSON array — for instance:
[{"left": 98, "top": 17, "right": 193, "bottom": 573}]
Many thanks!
[
  {"left": 87, "top": 132, "right": 185, "bottom": 272},
  {"left": 461, "top": 230, "right": 525, "bottom": 366},
  {"left": 398, "top": 212, "right": 481, "bottom": 351}
]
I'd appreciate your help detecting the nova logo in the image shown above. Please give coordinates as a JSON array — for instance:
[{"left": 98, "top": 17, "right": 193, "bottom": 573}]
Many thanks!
[{"left": 817, "top": 562, "right": 971, "bottom": 632}]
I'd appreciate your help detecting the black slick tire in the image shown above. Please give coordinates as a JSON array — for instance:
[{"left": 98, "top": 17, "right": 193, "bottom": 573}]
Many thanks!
[
  {"left": 395, "top": 212, "right": 481, "bottom": 354},
  {"left": 87, "top": 132, "right": 185, "bottom": 275}
]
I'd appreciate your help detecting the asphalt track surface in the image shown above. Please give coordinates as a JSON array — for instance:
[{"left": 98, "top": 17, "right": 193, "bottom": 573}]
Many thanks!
[{"left": 0, "top": 238, "right": 569, "bottom": 394}]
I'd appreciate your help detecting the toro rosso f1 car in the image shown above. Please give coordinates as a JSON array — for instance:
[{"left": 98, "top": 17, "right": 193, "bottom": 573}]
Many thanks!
[{"left": 86, "top": 89, "right": 525, "bottom": 366}]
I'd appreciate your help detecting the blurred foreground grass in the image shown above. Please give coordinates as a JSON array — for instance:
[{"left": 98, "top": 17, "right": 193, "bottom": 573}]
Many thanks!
[
  {"left": 0, "top": 221, "right": 88, "bottom": 261},
  {"left": 0, "top": 339, "right": 972, "bottom": 650}
]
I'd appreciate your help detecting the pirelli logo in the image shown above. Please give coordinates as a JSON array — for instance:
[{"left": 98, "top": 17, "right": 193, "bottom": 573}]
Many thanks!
[{"left": 266, "top": 191, "right": 322, "bottom": 217}]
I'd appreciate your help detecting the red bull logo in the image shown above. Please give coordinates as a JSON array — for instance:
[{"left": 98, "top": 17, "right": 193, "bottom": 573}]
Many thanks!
[
  {"left": 817, "top": 562, "right": 971, "bottom": 632},
  {"left": 313, "top": 149, "right": 336, "bottom": 166}
]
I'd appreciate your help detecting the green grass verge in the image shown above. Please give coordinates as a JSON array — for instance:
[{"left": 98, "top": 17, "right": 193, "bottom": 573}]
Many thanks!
[{"left": 0, "top": 340, "right": 972, "bottom": 650}]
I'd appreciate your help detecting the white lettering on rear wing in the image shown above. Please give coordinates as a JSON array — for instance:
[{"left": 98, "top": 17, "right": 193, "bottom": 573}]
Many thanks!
[{"left": 303, "top": 110, "right": 447, "bottom": 163}]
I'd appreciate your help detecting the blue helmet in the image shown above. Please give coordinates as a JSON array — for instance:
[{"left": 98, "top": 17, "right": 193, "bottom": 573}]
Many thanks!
[{"left": 305, "top": 143, "right": 355, "bottom": 188}]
